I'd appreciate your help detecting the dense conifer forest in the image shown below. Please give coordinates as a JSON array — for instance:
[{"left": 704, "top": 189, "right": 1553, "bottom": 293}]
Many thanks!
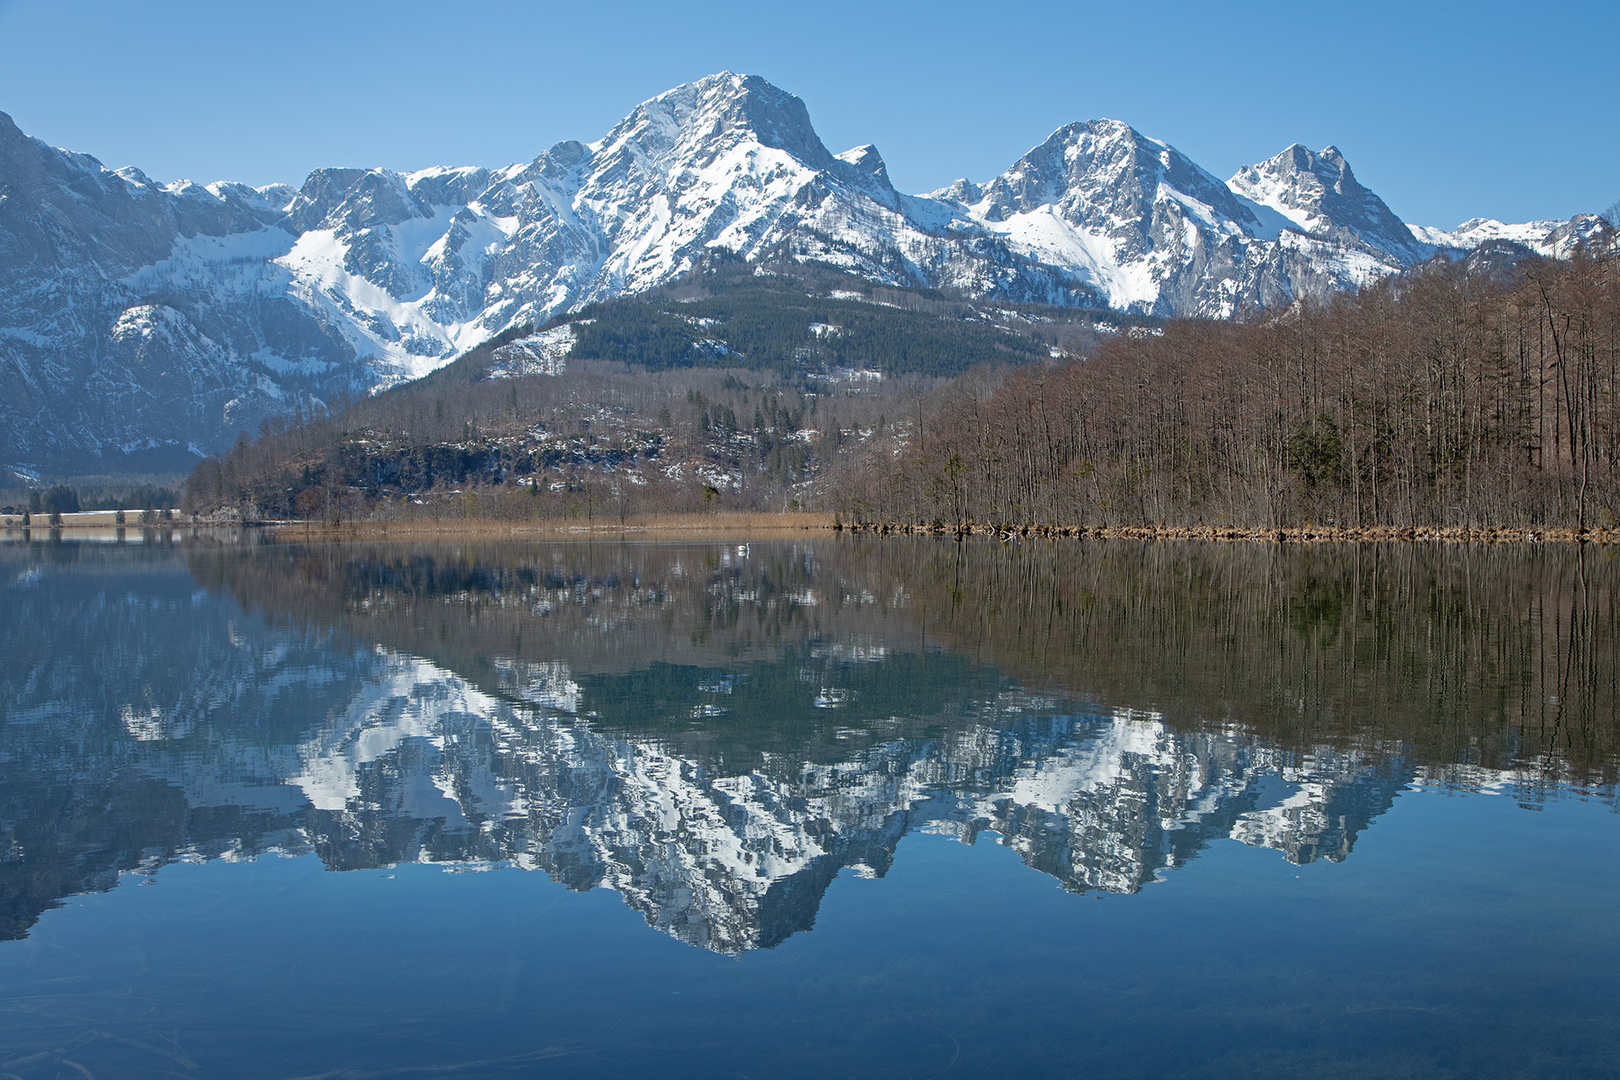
[{"left": 562, "top": 262, "right": 1094, "bottom": 377}]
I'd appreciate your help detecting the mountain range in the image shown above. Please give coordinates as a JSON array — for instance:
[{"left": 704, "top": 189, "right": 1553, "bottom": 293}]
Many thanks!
[{"left": 1, "top": 72, "right": 1607, "bottom": 475}]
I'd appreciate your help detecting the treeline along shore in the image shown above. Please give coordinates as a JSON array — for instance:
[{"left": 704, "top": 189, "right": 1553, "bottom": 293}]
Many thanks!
[
  {"left": 177, "top": 244, "right": 1620, "bottom": 539},
  {"left": 841, "top": 245, "right": 1620, "bottom": 534},
  {"left": 833, "top": 520, "right": 1620, "bottom": 545}
]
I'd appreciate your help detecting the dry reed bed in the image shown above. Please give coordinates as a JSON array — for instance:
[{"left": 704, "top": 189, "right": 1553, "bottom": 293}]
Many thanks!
[
  {"left": 271, "top": 511, "right": 835, "bottom": 541},
  {"left": 10, "top": 512, "right": 1617, "bottom": 545},
  {"left": 839, "top": 521, "right": 1620, "bottom": 544}
]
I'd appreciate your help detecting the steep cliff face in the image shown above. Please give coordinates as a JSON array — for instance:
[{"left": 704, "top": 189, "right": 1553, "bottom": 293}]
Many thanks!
[
  {"left": 1229, "top": 143, "right": 1428, "bottom": 264},
  {"left": 3, "top": 73, "right": 1606, "bottom": 474},
  {"left": 0, "top": 111, "right": 373, "bottom": 473}
]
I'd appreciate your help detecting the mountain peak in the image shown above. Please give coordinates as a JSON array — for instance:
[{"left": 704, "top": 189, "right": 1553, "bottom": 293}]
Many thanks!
[
  {"left": 981, "top": 117, "right": 1248, "bottom": 227},
  {"left": 837, "top": 143, "right": 890, "bottom": 185},
  {"left": 1228, "top": 142, "right": 1421, "bottom": 261},
  {"left": 596, "top": 72, "right": 835, "bottom": 172},
  {"left": 1256, "top": 143, "right": 1347, "bottom": 182},
  {"left": 1032, "top": 118, "right": 1160, "bottom": 159}
]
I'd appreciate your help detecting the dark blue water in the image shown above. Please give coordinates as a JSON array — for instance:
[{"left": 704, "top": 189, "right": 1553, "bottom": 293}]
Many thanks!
[{"left": 1, "top": 537, "right": 1616, "bottom": 1078}]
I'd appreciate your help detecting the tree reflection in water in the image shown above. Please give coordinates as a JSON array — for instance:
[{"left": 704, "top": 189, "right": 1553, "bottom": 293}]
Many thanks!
[{"left": 0, "top": 536, "right": 1614, "bottom": 952}]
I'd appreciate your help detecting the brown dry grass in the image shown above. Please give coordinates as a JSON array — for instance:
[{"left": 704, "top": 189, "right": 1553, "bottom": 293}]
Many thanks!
[
  {"left": 839, "top": 521, "right": 1620, "bottom": 544},
  {"left": 13, "top": 511, "right": 1615, "bottom": 546},
  {"left": 271, "top": 511, "right": 837, "bottom": 542}
]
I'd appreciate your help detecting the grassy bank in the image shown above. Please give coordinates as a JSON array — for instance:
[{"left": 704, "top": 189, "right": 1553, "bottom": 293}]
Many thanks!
[{"left": 269, "top": 511, "right": 837, "bottom": 541}]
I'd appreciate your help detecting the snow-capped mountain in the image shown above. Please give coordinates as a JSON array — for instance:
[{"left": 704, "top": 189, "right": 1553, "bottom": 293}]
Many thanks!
[
  {"left": 1, "top": 73, "right": 1607, "bottom": 473},
  {"left": 1407, "top": 214, "right": 1609, "bottom": 257},
  {"left": 1228, "top": 142, "right": 1431, "bottom": 265}
]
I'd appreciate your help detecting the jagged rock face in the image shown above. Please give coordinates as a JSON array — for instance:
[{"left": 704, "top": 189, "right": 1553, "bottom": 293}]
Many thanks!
[
  {"left": 451, "top": 75, "right": 1095, "bottom": 329},
  {"left": 1229, "top": 143, "right": 1427, "bottom": 264},
  {"left": 0, "top": 112, "right": 375, "bottom": 473},
  {"left": 946, "top": 120, "right": 1263, "bottom": 315},
  {"left": 0, "top": 73, "right": 1601, "bottom": 472}
]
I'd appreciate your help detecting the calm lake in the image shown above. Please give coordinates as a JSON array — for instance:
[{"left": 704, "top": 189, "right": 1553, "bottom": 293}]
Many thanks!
[{"left": 1, "top": 534, "right": 1616, "bottom": 1079}]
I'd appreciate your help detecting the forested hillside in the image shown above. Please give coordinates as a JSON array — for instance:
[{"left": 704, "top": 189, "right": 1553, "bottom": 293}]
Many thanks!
[
  {"left": 562, "top": 262, "right": 1105, "bottom": 377},
  {"left": 178, "top": 243, "right": 1620, "bottom": 534},
  {"left": 837, "top": 243, "right": 1620, "bottom": 532},
  {"left": 180, "top": 268, "right": 1113, "bottom": 522}
]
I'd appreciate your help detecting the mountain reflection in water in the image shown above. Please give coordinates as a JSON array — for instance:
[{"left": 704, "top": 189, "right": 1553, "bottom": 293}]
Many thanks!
[{"left": 1, "top": 537, "right": 1615, "bottom": 954}]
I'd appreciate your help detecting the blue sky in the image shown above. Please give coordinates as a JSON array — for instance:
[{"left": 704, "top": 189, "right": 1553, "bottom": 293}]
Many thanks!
[{"left": 0, "top": 0, "right": 1613, "bottom": 229}]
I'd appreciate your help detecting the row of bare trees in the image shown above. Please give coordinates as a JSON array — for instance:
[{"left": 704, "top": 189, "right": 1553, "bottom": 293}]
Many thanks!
[{"left": 838, "top": 249, "right": 1620, "bottom": 530}]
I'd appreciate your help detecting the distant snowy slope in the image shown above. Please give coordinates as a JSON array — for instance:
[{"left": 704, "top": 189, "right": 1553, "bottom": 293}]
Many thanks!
[{"left": 1407, "top": 214, "right": 1611, "bottom": 257}]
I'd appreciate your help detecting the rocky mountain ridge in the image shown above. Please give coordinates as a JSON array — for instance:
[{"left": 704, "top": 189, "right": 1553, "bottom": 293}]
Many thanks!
[{"left": 2, "top": 73, "right": 1609, "bottom": 474}]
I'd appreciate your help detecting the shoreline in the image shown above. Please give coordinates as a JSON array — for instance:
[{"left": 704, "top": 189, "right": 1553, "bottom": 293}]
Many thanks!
[
  {"left": 839, "top": 521, "right": 1620, "bottom": 544},
  {"left": 5, "top": 514, "right": 1617, "bottom": 545},
  {"left": 260, "top": 511, "right": 837, "bottom": 541}
]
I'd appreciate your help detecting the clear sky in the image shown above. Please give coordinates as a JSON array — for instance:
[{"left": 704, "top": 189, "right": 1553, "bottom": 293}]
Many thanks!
[{"left": 0, "top": 0, "right": 1613, "bottom": 229}]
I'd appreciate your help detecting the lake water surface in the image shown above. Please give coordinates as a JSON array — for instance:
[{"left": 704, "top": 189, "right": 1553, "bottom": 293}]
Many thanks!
[{"left": 1, "top": 535, "right": 1617, "bottom": 1078}]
